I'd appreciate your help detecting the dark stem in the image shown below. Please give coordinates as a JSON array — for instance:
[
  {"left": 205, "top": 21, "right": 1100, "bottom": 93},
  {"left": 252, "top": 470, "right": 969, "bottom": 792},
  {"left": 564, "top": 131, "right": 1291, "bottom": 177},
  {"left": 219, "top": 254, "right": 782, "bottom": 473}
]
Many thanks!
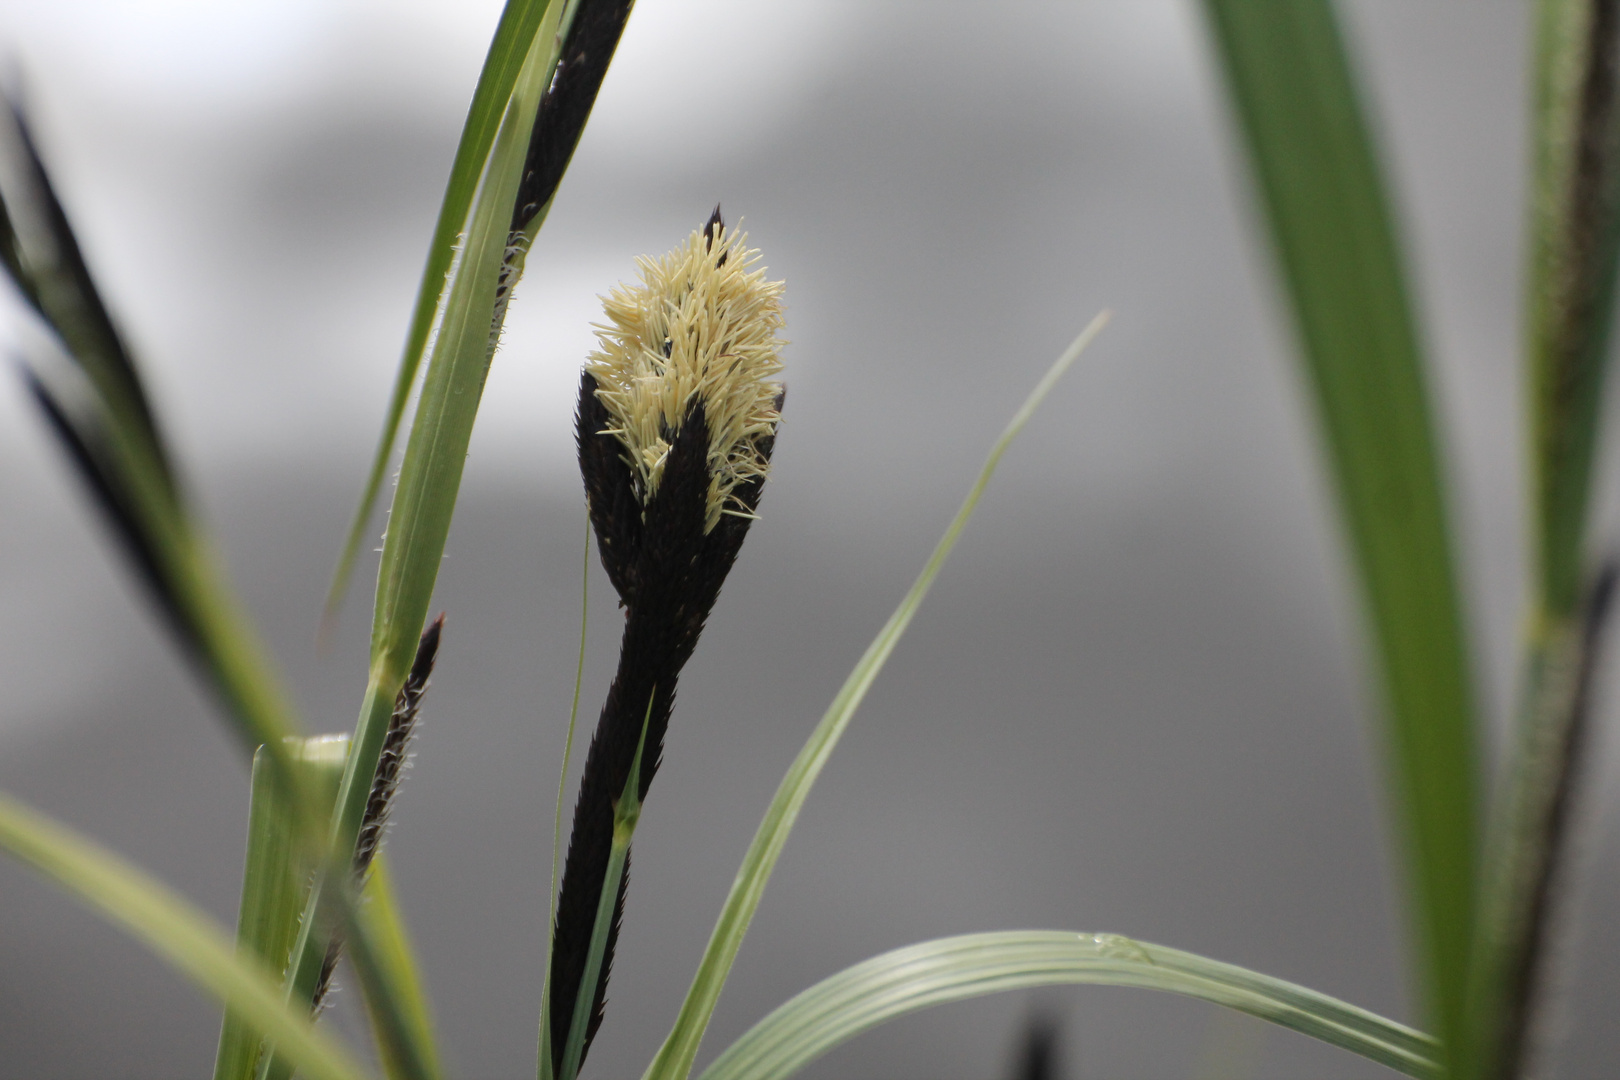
[{"left": 1487, "top": 562, "right": 1617, "bottom": 1079}]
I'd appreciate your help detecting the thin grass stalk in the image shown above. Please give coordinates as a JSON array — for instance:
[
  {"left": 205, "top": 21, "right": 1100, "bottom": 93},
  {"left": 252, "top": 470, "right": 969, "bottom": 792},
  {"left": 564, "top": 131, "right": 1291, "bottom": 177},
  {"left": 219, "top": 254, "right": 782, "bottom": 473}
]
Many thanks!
[
  {"left": 642, "top": 314, "right": 1109, "bottom": 1080},
  {"left": 358, "top": 855, "right": 441, "bottom": 1080},
  {"left": 1461, "top": 5, "right": 1620, "bottom": 1077},
  {"left": 0, "top": 790, "right": 375, "bottom": 1080},
  {"left": 277, "top": 0, "right": 637, "bottom": 1065},
  {"left": 324, "top": 0, "right": 560, "bottom": 622}
]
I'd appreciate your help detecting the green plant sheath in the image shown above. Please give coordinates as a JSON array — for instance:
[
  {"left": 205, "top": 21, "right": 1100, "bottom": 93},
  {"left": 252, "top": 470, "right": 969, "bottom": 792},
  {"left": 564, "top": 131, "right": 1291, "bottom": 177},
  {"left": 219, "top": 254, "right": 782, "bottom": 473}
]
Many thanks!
[
  {"left": 215, "top": 736, "right": 351, "bottom": 1080},
  {"left": 1200, "top": 2, "right": 1479, "bottom": 1067}
]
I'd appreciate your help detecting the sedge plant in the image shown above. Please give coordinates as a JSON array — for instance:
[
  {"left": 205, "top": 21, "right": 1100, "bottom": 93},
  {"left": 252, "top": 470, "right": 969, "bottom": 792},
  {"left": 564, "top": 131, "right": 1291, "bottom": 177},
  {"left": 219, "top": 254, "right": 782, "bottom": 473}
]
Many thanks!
[{"left": 0, "top": 2, "right": 1615, "bottom": 1078}]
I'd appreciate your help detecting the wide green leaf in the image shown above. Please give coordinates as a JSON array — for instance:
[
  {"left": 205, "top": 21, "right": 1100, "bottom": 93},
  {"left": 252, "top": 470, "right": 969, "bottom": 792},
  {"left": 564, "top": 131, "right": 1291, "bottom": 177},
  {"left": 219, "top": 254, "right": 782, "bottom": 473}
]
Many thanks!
[
  {"left": 641, "top": 313, "right": 1110, "bottom": 1080},
  {"left": 1200, "top": 2, "right": 1479, "bottom": 1065},
  {"left": 0, "top": 788, "right": 373, "bottom": 1080},
  {"left": 697, "top": 932, "right": 1439, "bottom": 1080}
]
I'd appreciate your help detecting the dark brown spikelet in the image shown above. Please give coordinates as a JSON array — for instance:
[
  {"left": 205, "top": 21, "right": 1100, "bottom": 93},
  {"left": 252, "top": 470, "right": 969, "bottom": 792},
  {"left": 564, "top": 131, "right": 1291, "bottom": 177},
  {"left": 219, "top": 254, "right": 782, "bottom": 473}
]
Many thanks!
[
  {"left": 552, "top": 401, "right": 775, "bottom": 1071},
  {"left": 510, "top": 0, "right": 637, "bottom": 231},
  {"left": 2, "top": 101, "right": 193, "bottom": 652},
  {"left": 357, "top": 614, "right": 443, "bottom": 873},
  {"left": 548, "top": 211, "right": 785, "bottom": 1074},
  {"left": 22, "top": 367, "right": 196, "bottom": 654},
  {"left": 311, "top": 616, "right": 444, "bottom": 1012},
  {"left": 705, "top": 204, "right": 728, "bottom": 267}
]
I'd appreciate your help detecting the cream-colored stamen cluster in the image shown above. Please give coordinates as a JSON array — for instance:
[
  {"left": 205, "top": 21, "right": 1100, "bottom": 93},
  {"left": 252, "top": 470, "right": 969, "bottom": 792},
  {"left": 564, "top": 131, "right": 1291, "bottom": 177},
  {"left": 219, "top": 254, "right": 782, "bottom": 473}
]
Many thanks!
[{"left": 586, "top": 222, "right": 785, "bottom": 532}]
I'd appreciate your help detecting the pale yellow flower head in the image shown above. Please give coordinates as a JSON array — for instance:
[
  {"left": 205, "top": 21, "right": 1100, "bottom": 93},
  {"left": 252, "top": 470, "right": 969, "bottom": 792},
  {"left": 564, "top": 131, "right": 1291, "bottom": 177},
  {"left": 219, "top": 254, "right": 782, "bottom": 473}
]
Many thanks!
[{"left": 585, "top": 216, "right": 785, "bottom": 532}]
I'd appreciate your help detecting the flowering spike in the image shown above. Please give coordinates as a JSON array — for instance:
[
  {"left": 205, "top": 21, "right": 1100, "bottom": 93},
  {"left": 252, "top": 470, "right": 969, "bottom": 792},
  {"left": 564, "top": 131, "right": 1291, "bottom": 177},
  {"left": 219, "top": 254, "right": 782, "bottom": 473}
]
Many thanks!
[
  {"left": 553, "top": 213, "right": 785, "bottom": 1073},
  {"left": 583, "top": 216, "right": 785, "bottom": 533}
]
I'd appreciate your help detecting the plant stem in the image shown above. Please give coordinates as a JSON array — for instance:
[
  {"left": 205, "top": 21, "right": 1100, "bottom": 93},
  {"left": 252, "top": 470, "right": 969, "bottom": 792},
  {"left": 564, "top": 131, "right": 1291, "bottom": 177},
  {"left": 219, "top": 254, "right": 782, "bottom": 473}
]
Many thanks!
[{"left": 1465, "top": 565, "right": 1616, "bottom": 1080}]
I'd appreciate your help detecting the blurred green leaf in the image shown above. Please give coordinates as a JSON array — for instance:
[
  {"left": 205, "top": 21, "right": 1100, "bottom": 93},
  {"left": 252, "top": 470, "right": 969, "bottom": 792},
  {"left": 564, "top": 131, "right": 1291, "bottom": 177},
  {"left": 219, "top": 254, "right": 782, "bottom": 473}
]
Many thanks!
[
  {"left": 0, "top": 788, "right": 373, "bottom": 1080},
  {"left": 1462, "top": 8, "right": 1620, "bottom": 1076},
  {"left": 698, "top": 932, "right": 1439, "bottom": 1080},
  {"left": 642, "top": 314, "right": 1110, "bottom": 1080},
  {"left": 1, "top": 104, "right": 318, "bottom": 838},
  {"left": 1200, "top": 2, "right": 1480, "bottom": 1065},
  {"left": 1526, "top": 0, "right": 1620, "bottom": 619}
]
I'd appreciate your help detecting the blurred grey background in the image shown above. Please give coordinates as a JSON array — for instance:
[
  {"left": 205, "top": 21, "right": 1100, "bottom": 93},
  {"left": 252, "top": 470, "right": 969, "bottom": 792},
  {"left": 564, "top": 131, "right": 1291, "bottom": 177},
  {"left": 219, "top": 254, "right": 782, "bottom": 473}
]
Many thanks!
[{"left": 0, "top": 2, "right": 1613, "bottom": 1077}]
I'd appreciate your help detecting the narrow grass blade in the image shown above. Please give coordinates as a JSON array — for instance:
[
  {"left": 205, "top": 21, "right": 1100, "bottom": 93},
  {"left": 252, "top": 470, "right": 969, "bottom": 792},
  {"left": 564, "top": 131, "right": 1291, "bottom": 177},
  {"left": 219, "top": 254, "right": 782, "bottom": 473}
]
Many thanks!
[
  {"left": 215, "top": 736, "right": 351, "bottom": 1080},
  {"left": 269, "top": 34, "right": 560, "bottom": 1080},
  {"left": 695, "top": 933, "right": 1440, "bottom": 1080},
  {"left": 641, "top": 313, "right": 1110, "bottom": 1080},
  {"left": 324, "top": 0, "right": 563, "bottom": 622},
  {"left": 359, "top": 854, "right": 441, "bottom": 1080},
  {"left": 0, "top": 788, "right": 373, "bottom": 1080},
  {"left": 1200, "top": 3, "right": 1479, "bottom": 1064}
]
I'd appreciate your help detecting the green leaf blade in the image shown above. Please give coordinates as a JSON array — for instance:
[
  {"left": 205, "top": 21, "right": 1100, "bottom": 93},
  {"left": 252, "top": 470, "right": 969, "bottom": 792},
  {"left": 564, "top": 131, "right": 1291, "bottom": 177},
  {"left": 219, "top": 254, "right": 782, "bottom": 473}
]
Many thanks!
[
  {"left": 0, "top": 788, "right": 373, "bottom": 1080},
  {"left": 1200, "top": 2, "right": 1480, "bottom": 1065},
  {"left": 641, "top": 314, "right": 1110, "bottom": 1080},
  {"left": 697, "top": 932, "right": 1439, "bottom": 1080}
]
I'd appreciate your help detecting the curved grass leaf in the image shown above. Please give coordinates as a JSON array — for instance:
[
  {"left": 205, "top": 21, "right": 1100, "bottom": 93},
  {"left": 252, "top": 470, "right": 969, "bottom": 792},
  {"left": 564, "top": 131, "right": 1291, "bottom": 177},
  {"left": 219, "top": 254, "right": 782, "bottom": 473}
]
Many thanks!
[
  {"left": 1200, "top": 3, "right": 1479, "bottom": 1064},
  {"left": 696, "top": 932, "right": 1439, "bottom": 1080},
  {"left": 0, "top": 788, "right": 373, "bottom": 1080},
  {"left": 1463, "top": 10, "right": 1620, "bottom": 1075},
  {"left": 641, "top": 313, "right": 1111, "bottom": 1080}
]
